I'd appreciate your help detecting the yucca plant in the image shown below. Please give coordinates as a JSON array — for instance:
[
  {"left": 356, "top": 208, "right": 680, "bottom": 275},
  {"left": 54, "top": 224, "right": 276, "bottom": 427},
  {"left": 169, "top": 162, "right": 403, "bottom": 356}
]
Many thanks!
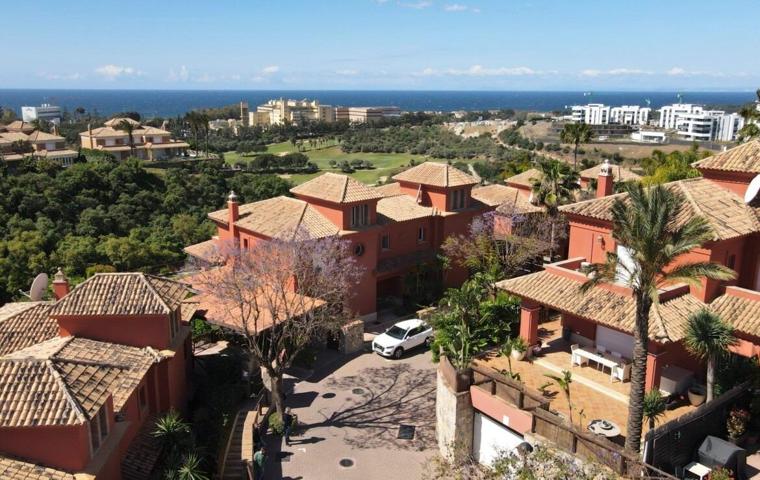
[
  {"left": 643, "top": 390, "right": 667, "bottom": 431},
  {"left": 545, "top": 370, "right": 573, "bottom": 424},
  {"left": 684, "top": 309, "right": 737, "bottom": 403}
]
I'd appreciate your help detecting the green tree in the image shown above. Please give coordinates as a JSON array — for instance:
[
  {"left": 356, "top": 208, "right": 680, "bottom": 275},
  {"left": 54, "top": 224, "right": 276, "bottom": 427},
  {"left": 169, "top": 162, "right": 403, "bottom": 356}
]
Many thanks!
[
  {"left": 582, "top": 184, "right": 735, "bottom": 453},
  {"left": 530, "top": 159, "right": 579, "bottom": 260},
  {"left": 118, "top": 119, "right": 137, "bottom": 158},
  {"left": 560, "top": 123, "right": 594, "bottom": 170},
  {"left": 683, "top": 309, "right": 736, "bottom": 402}
]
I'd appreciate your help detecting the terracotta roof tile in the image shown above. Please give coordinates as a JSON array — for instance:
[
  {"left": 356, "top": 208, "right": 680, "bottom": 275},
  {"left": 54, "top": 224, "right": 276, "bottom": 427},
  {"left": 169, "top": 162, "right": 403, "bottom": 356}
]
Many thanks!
[
  {"left": 497, "top": 270, "right": 705, "bottom": 342},
  {"left": 26, "top": 131, "right": 64, "bottom": 143},
  {"left": 376, "top": 195, "right": 434, "bottom": 223},
  {"left": 709, "top": 291, "right": 760, "bottom": 338},
  {"left": 505, "top": 168, "right": 542, "bottom": 188},
  {"left": 183, "top": 239, "right": 224, "bottom": 265},
  {"left": 0, "top": 337, "right": 159, "bottom": 427},
  {"left": 290, "top": 172, "right": 384, "bottom": 203},
  {"left": 579, "top": 163, "right": 641, "bottom": 182},
  {"left": 104, "top": 117, "right": 140, "bottom": 128},
  {"left": 49, "top": 273, "right": 189, "bottom": 317},
  {"left": 213, "top": 196, "right": 340, "bottom": 239},
  {"left": 392, "top": 162, "right": 478, "bottom": 187},
  {"left": 374, "top": 182, "right": 402, "bottom": 197},
  {"left": 694, "top": 140, "right": 760, "bottom": 174},
  {"left": 0, "top": 455, "right": 75, "bottom": 480},
  {"left": 0, "top": 302, "right": 58, "bottom": 356},
  {"left": 560, "top": 178, "right": 760, "bottom": 241},
  {"left": 472, "top": 184, "right": 544, "bottom": 214}
]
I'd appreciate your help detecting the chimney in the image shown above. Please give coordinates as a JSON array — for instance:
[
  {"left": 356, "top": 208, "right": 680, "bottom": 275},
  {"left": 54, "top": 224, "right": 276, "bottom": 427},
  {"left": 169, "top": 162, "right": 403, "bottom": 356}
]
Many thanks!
[
  {"left": 228, "top": 191, "right": 240, "bottom": 240},
  {"left": 597, "top": 159, "right": 614, "bottom": 198},
  {"left": 52, "top": 268, "right": 70, "bottom": 300}
]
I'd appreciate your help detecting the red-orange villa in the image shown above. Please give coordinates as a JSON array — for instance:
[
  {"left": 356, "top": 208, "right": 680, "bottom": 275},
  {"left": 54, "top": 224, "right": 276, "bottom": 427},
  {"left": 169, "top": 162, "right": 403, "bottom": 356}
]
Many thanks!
[
  {"left": 185, "top": 162, "right": 530, "bottom": 322},
  {"left": 0, "top": 272, "right": 194, "bottom": 479},
  {"left": 498, "top": 140, "right": 760, "bottom": 394}
]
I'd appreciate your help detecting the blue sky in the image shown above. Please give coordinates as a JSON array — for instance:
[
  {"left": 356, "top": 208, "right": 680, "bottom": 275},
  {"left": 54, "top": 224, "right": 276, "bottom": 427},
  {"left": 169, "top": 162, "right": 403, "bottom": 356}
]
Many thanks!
[{"left": 2, "top": 0, "right": 759, "bottom": 90}]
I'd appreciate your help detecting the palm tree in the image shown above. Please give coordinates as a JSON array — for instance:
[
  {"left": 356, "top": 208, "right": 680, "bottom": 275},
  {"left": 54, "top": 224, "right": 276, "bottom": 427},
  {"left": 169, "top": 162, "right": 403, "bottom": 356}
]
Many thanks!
[
  {"left": 544, "top": 370, "right": 573, "bottom": 424},
  {"left": 118, "top": 119, "right": 137, "bottom": 158},
  {"left": 643, "top": 390, "right": 667, "bottom": 431},
  {"left": 739, "top": 105, "right": 758, "bottom": 123},
  {"left": 185, "top": 112, "right": 202, "bottom": 156},
  {"left": 560, "top": 122, "right": 594, "bottom": 170},
  {"left": 683, "top": 309, "right": 736, "bottom": 403},
  {"left": 198, "top": 112, "right": 210, "bottom": 158},
  {"left": 530, "top": 160, "right": 579, "bottom": 260},
  {"left": 738, "top": 123, "right": 760, "bottom": 143},
  {"left": 581, "top": 184, "right": 735, "bottom": 453}
]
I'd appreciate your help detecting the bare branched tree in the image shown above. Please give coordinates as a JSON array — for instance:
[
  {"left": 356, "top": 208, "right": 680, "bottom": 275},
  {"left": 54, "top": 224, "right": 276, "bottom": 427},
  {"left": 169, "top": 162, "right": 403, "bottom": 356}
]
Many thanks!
[
  {"left": 192, "top": 231, "right": 364, "bottom": 414},
  {"left": 442, "top": 205, "right": 565, "bottom": 289}
]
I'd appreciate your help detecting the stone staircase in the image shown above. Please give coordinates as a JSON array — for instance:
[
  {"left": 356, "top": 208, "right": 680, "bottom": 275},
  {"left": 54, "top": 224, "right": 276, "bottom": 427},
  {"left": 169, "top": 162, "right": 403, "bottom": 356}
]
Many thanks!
[{"left": 218, "top": 398, "right": 263, "bottom": 480}]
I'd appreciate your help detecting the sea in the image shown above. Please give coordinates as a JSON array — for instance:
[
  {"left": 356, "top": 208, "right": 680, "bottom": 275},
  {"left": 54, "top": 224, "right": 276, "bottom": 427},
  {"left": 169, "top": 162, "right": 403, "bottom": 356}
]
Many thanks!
[{"left": 0, "top": 89, "right": 756, "bottom": 118}]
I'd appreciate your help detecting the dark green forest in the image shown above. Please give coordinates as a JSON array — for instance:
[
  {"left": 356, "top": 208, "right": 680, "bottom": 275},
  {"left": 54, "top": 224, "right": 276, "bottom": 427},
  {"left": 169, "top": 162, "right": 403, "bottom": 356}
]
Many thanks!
[{"left": 0, "top": 158, "right": 291, "bottom": 302}]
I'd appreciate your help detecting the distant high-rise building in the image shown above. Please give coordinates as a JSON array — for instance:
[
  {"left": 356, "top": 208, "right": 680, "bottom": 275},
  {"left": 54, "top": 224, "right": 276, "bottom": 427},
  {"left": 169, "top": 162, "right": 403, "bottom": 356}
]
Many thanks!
[
  {"left": 21, "top": 104, "right": 62, "bottom": 125},
  {"left": 334, "top": 106, "right": 401, "bottom": 123},
  {"left": 659, "top": 103, "right": 744, "bottom": 142},
  {"left": 240, "top": 101, "right": 249, "bottom": 126},
  {"left": 250, "top": 98, "right": 335, "bottom": 126},
  {"left": 570, "top": 103, "right": 650, "bottom": 125}
]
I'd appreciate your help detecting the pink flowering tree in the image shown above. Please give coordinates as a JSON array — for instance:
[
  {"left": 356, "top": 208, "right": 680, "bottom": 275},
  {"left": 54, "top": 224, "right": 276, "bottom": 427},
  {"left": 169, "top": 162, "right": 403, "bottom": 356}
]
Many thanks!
[{"left": 193, "top": 230, "right": 363, "bottom": 415}]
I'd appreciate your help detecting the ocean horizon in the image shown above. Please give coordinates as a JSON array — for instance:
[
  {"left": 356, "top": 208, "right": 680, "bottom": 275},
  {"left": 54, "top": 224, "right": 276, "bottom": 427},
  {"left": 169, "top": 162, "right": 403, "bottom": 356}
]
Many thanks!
[{"left": 1, "top": 89, "right": 756, "bottom": 118}]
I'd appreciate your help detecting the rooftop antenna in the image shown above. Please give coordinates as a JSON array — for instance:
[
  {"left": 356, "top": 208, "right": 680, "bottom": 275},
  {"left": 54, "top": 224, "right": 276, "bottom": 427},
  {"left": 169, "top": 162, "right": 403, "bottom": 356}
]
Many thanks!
[{"left": 19, "top": 273, "right": 49, "bottom": 301}]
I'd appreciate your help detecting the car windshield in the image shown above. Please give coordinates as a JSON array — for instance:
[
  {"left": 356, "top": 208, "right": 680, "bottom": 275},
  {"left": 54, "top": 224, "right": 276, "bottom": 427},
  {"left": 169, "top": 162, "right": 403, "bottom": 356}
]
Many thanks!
[{"left": 385, "top": 326, "right": 408, "bottom": 339}]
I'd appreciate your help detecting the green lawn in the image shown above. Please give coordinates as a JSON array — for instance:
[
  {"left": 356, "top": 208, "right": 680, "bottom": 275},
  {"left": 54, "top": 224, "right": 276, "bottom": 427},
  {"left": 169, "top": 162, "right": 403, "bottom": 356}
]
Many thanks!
[{"left": 225, "top": 142, "right": 476, "bottom": 186}]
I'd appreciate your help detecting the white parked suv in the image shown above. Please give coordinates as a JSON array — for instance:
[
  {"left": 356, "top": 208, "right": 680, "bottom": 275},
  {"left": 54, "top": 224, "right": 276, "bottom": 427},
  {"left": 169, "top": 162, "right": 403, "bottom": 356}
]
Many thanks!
[{"left": 372, "top": 318, "right": 433, "bottom": 359}]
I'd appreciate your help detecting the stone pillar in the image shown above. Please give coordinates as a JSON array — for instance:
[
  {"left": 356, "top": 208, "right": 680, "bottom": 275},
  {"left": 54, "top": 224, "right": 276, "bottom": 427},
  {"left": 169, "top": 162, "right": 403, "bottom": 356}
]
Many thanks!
[
  {"left": 339, "top": 319, "right": 365, "bottom": 355},
  {"left": 436, "top": 369, "right": 473, "bottom": 462},
  {"left": 519, "top": 301, "right": 540, "bottom": 347}
]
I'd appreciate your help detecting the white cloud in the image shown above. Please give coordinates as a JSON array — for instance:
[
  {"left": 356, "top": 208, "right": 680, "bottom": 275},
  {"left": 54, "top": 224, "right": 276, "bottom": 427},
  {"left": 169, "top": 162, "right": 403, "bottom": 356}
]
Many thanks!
[
  {"left": 415, "top": 65, "right": 548, "bottom": 77},
  {"left": 666, "top": 67, "right": 687, "bottom": 76},
  {"left": 95, "top": 64, "right": 141, "bottom": 80},
  {"left": 444, "top": 3, "right": 468, "bottom": 11},
  {"left": 336, "top": 69, "right": 359, "bottom": 76},
  {"left": 581, "top": 68, "right": 653, "bottom": 77},
  {"left": 262, "top": 65, "right": 280, "bottom": 75},
  {"left": 168, "top": 65, "right": 190, "bottom": 82},
  {"left": 398, "top": 1, "right": 433, "bottom": 9}
]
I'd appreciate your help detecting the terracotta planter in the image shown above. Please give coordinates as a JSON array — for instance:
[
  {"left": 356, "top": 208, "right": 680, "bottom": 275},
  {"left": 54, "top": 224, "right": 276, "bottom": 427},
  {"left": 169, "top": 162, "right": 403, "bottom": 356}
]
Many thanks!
[{"left": 687, "top": 386, "right": 705, "bottom": 406}]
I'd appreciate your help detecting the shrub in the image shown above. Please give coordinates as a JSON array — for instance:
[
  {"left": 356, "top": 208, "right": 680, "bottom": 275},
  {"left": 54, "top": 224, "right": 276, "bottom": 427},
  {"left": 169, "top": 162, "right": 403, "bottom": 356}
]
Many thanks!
[
  {"left": 269, "top": 411, "right": 285, "bottom": 436},
  {"left": 727, "top": 408, "right": 750, "bottom": 440},
  {"left": 709, "top": 467, "right": 733, "bottom": 480}
]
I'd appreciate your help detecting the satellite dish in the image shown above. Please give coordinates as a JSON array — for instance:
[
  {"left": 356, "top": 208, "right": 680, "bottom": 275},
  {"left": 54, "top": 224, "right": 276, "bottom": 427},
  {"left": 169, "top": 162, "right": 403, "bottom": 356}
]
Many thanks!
[
  {"left": 744, "top": 174, "right": 760, "bottom": 204},
  {"left": 22, "top": 273, "right": 49, "bottom": 301}
]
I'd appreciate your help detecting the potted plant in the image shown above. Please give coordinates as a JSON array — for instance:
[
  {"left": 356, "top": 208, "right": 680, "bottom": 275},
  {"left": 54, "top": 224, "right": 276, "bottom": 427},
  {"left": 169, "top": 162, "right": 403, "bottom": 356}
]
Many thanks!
[
  {"left": 509, "top": 337, "right": 528, "bottom": 361},
  {"left": 726, "top": 408, "right": 750, "bottom": 445},
  {"left": 688, "top": 384, "right": 706, "bottom": 406},
  {"left": 708, "top": 467, "right": 733, "bottom": 480}
]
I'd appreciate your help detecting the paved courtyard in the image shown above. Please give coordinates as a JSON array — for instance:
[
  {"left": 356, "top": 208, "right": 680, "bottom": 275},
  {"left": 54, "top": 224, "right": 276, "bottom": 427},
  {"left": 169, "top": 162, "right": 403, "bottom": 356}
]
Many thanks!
[{"left": 263, "top": 346, "right": 437, "bottom": 480}]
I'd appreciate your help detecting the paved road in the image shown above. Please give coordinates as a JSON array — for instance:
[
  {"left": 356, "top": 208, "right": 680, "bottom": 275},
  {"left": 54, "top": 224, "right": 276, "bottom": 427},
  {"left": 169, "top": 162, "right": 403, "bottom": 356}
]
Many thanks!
[{"left": 263, "top": 346, "right": 437, "bottom": 480}]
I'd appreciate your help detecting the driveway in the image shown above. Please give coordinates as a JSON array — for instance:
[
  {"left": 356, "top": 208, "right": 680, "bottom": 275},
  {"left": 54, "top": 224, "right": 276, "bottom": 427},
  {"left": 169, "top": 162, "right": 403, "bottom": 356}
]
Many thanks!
[{"left": 265, "top": 345, "right": 437, "bottom": 480}]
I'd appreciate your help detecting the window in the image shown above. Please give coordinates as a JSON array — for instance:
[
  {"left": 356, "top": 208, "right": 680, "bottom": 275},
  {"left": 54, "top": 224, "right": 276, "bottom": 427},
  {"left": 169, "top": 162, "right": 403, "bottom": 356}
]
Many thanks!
[
  {"left": 89, "top": 417, "right": 100, "bottom": 452},
  {"left": 727, "top": 254, "right": 736, "bottom": 270},
  {"left": 451, "top": 189, "right": 466, "bottom": 210},
  {"left": 243, "top": 238, "right": 249, "bottom": 249},
  {"left": 351, "top": 204, "right": 369, "bottom": 228},
  {"left": 381, "top": 234, "right": 390, "bottom": 250},
  {"left": 98, "top": 408, "right": 108, "bottom": 441},
  {"left": 417, "top": 226, "right": 426, "bottom": 242}
]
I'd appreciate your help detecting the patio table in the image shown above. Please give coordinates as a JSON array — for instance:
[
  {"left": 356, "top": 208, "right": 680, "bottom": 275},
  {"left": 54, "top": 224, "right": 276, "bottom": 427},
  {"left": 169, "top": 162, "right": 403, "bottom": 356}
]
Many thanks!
[
  {"left": 571, "top": 347, "right": 623, "bottom": 380},
  {"left": 588, "top": 419, "right": 621, "bottom": 438}
]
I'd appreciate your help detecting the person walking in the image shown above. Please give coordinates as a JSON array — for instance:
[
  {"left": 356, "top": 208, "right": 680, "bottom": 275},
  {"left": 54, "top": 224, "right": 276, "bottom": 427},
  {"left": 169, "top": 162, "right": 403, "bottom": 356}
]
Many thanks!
[
  {"left": 253, "top": 446, "right": 267, "bottom": 479},
  {"left": 283, "top": 407, "right": 297, "bottom": 447}
]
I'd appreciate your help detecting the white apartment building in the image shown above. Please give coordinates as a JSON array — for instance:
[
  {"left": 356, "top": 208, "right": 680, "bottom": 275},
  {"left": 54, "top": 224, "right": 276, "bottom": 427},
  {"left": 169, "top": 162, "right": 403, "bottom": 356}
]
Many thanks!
[
  {"left": 250, "top": 98, "right": 336, "bottom": 126},
  {"left": 570, "top": 104, "right": 610, "bottom": 124},
  {"left": 610, "top": 105, "right": 651, "bottom": 125},
  {"left": 21, "top": 104, "right": 62, "bottom": 125},
  {"left": 673, "top": 110, "right": 744, "bottom": 142},
  {"left": 334, "top": 106, "right": 402, "bottom": 123},
  {"left": 657, "top": 103, "right": 704, "bottom": 129}
]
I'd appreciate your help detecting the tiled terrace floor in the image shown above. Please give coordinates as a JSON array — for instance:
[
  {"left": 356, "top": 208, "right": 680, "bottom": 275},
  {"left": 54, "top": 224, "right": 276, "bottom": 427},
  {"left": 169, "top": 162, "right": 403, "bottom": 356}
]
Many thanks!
[{"left": 474, "top": 319, "right": 696, "bottom": 443}]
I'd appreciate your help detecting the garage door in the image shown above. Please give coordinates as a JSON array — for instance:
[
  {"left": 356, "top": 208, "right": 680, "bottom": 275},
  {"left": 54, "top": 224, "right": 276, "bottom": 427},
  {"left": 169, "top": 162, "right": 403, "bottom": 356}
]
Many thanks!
[
  {"left": 473, "top": 413, "right": 524, "bottom": 466},
  {"left": 596, "top": 325, "right": 634, "bottom": 359}
]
